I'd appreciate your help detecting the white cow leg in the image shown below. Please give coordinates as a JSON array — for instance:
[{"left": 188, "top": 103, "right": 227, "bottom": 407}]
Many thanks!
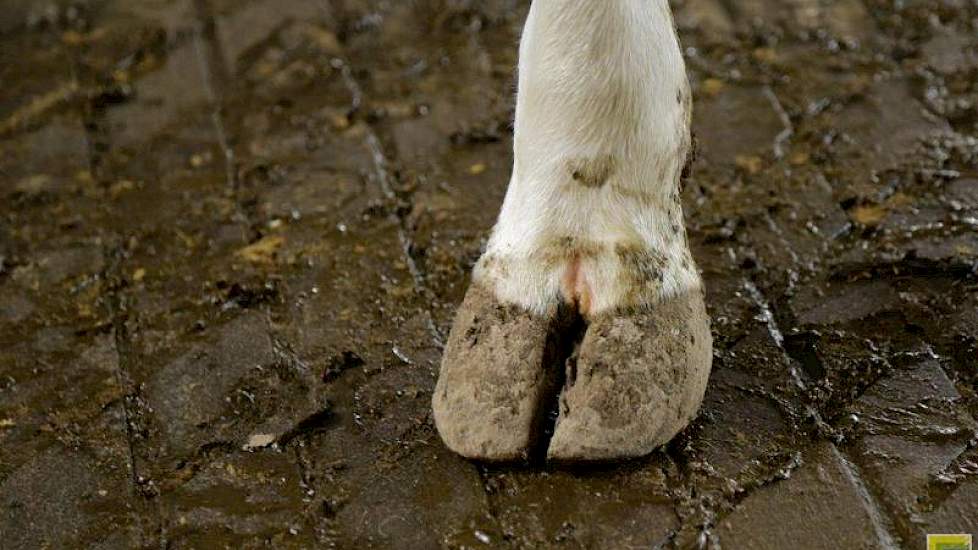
[{"left": 433, "top": 0, "right": 713, "bottom": 461}]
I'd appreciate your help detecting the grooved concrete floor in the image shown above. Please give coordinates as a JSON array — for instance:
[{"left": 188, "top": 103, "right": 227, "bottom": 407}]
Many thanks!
[{"left": 1, "top": 0, "right": 977, "bottom": 548}]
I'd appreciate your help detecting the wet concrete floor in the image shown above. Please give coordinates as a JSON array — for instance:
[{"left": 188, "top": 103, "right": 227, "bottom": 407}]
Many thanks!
[{"left": 1, "top": 0, "right": 977, "bottom": 548}]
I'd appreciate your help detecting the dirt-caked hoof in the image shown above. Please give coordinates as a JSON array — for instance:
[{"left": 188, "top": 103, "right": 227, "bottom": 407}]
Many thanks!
[
  {"left": 432, "top": 284, "right": 569, "bottom": 461},
  {"left": 546, "top": 289, "right": 712, "bottom": 462}
]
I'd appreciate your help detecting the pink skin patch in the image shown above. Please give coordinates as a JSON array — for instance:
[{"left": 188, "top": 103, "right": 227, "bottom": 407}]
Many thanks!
[{"left": 561, "top": 255, "right": 592, "bottom": 317}]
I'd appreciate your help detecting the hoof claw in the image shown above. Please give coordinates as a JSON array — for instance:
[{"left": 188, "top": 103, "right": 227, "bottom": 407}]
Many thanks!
[
  {"left": 547, "top": 291, "right": 712, "bottom": 462},
  {"left": 432, "top": 285, "right": 568, "bottom": 461}
]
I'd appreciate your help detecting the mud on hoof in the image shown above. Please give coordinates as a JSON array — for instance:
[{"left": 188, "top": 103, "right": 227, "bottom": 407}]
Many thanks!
[
  {"left": 547, "top": 289, "right": 712, "bottom": 462},
  {"left": 433, "top": 285, "right": 712, "bottom": 463},
  {"left": 432, "top": 284, "right": 577, "bottom": 461}
]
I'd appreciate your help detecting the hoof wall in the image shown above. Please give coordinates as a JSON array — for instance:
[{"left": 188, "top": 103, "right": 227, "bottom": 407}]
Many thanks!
[{"left": 432, "top": 284, "right": 569, "bottom": 461}]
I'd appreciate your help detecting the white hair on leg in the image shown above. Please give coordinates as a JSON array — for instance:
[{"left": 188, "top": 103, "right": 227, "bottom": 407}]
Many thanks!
[{"left": 474, "top": 0, "right": 700, "bottom": 317}]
